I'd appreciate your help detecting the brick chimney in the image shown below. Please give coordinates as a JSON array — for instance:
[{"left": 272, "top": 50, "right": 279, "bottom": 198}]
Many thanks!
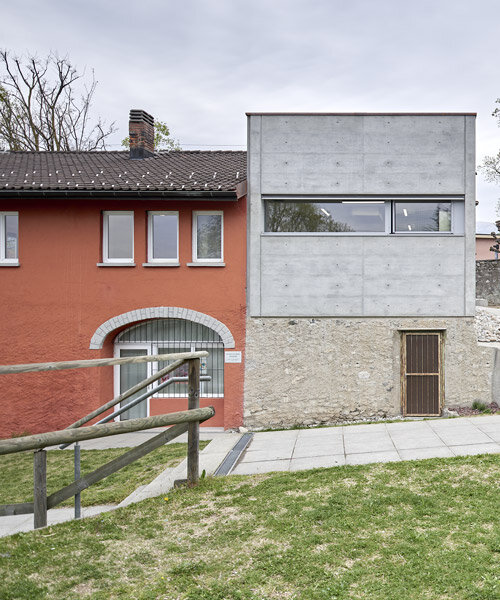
[{"left": 129, "top": 109, "right": 155, "bottom": 159}]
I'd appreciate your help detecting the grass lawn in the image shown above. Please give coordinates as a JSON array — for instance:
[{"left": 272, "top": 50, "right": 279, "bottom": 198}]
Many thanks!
[
  {"left": 1, "top": 454, "right": 499, "bottom": 599},
  {"left": 0, "top": 442, "right": 208, "bottom": 507}
]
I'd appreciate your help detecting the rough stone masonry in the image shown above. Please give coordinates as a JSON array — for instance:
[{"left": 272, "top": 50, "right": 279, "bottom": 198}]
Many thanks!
[{"left": 243, "top": 316, "right": 495, "bottom": 429}]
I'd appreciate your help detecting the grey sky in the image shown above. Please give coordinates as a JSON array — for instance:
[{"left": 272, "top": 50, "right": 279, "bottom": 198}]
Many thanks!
[{"left": 3, "top": 0, "right": 500, "bottom": 220}]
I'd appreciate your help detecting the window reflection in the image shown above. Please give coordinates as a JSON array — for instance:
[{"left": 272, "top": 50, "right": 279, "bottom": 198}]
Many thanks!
[
  {"left": 394, "top": 203, "right": 451, "bottom": 232},
  {"left": 265, "top": 201, "right": 385, "bottom": 233}
]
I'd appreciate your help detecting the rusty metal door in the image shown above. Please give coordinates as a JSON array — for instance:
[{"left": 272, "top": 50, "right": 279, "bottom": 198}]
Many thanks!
[{"left": 402, "top": 332, "right": 443, "bottom": 416}]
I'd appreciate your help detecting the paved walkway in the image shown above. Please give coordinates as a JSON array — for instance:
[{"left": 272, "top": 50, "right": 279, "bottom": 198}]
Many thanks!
[
  {"left": 2, "top": 416, "right": 499, "bottom": 537},
  {"left": 232, "top": 415, "right": 500, "bottom": 474}
]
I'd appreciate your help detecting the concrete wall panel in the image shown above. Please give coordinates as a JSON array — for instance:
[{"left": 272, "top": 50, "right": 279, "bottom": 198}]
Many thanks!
[
  {"left": 259, "top": 234, "right": 466, "bottom": 317},
  {"left": 248, "top": 113, "right": 475, "bottom": 318}
]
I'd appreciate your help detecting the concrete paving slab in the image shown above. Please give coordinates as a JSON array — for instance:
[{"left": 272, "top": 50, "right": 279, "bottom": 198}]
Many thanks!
[
  {"left": 389, "top": 434, "right": 445, "bottom": 450},
  {"left": 296, "top": 427, "right": 344, "bottom": 438},
  {"left": 427, "top": 418, "right": 473, "bottom": 429},
  {"left": 344, "top": 435, "right": 395, "bottom": 454},
  {"left": 436, "top": 429, "right": 492, "bottom": 446},
  {"left": 343, "top": 423, "right": 388, "bottom": 433},
  {"left": 245, "top": 438, "right": 296, "bottom": 453},
  {"left": 241, "top": 448, "right": 293, "bottom": 461},
  {"left": 385, "top": 421, "right": 432, "bottom": 431},
  {"left": 449, "top": 443, "right": 500, "bottom": 457},
  {"left": 345, "top": 451, "right": 401, "bottom": 465},
  {"left": 252, "top": 430, "right": 300, "bottom": 439},
  {"left": 480, "top": 430, "right": 500, "bottom": 443},
  {"left": 342, "top": 429, "right": 390, "bottom": 440},
  {"left": 0, "top": 505, "right": 116, "bottom": 537},
  {"left": 474, "top": 422, "right": 500, "bottom": 433},
  {"left": 398, "top": 447, "right": 454, "bottom": 460},
  {"left": 468, "top": 415, "right": 500, "bottom": 424},
  {"left": 290, "top": 455, "right": 346, "bottom": 471},
  {"left": 231, "top": 459, "right": 290, "bottom": 475},
  {"left": 292, "top": 441, "right": 344, "bottom": 458}
]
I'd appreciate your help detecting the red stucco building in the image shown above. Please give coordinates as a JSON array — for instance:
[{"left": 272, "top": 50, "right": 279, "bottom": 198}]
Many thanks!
[{"left": 0, "top": 110, "right": 247, "bottom": 436}]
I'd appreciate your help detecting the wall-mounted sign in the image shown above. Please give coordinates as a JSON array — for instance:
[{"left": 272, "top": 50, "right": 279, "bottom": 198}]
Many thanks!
[{"left": 225, "top": 351, "right": 242, "bottom": 363}]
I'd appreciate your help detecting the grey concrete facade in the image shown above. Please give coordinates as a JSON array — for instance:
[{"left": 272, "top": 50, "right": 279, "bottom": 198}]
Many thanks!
[
  {"left": 245, "top": 113, "right": 482, "bottom": 425},
  {"left": 247, "top": 113, "right": 476, "bottom": 318}
]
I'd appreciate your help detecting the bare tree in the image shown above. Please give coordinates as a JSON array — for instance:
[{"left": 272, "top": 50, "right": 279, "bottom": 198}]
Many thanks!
[
  {"left": 0, "top": 51, "right": 116, "bottom": 151},
  {"left": 479, "top": 98, "right": 500, "bottom": 215},
  {"left": 121, "top": 120, "right": 181, "bottom": 151}
]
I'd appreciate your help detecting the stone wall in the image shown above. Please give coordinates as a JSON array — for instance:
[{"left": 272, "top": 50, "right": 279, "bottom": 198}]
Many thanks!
[
  {"left": 476, "top": 260, "right": 500, "bottom": 306},
  {"left": 244, "top": 316, "right": 494, "bottom": 429}
]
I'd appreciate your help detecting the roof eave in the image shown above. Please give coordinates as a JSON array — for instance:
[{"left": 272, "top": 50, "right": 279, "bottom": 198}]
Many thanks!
[{"left": 0, "top": 189, "right": 240, "bottom": 200}]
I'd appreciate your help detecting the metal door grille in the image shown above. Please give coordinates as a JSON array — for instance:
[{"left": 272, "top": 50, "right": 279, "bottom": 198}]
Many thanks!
[
  {"left": 115, "top": 318, "right": 224, "bottom": 398},
  {"left": 402, "top": 332, "right": 442, "bottom": 416}
]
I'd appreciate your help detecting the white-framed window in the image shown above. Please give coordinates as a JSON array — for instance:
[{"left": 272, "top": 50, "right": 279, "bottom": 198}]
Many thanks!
[
  {"left": 192, "top": 211, "right": 223, "bottom": 262},
  {"left": 114, "top": 318, "right": 224, "bottom": 419},
  {"left": 147, "top": 211, "right": 179, "bottom": 263},
  {"left": 0, "top": 212, "right": 19, "bottom": 264},
  {"left": 103, "top": 211, "right": 134, "bottom": 263}
]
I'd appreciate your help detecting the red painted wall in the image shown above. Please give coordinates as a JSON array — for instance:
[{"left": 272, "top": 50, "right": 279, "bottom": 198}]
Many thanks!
[{"left": 0, "top": 196, "right": 246, "bottom": 437}]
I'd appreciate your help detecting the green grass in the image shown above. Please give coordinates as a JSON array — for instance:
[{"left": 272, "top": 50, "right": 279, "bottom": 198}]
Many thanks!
[
  {"left": 0, "top": 442, "right": 208, "bottom": 507},
  {"left": 1, "top": 454, "right": 499, "bottom": 599},
  {"left": 472, "top": 401, "right": 492, "bottom": 414}
]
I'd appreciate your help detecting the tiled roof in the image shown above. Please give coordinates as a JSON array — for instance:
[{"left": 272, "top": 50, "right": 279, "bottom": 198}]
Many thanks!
[{"left": 0, "top": 150, "right": 247, "bottom": 193}]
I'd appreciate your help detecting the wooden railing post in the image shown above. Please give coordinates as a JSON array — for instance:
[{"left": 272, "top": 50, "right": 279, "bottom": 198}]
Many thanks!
[
  {"left": 74, "top": 442, "right": 81, "bottom": 519},
  {"left": 33, "top": 450, "right": 47, "bottom": 529},
  {"left": 187, "top": 358, "right": 200, "bottom": 485}
]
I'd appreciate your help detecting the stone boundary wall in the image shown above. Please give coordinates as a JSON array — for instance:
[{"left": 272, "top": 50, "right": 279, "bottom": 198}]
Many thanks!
[
  {"left": 244, "top": 316, "right": 494, "bottom": 429},
  {"left": 475, "top": 307, "right": 500, "bottom": 342},
  {"left": 476, "top": 260, "right": 500, "bottom": 306}
]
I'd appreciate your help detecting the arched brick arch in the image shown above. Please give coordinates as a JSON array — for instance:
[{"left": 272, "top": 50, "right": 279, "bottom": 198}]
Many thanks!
[{"left": 89, "top": 307, "right": 236, "bottom": 349}]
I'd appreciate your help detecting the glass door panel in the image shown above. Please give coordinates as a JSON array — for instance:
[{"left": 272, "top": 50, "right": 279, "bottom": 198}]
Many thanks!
[{"left": 119, "top": 349, "right": 148, "bottom": 420}]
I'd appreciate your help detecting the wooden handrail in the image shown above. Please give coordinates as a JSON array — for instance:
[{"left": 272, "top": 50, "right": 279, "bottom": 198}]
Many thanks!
[
  {"left": 0, "top": 406, "right": 214, "bottom": 455},
  {"left": 0, "top": 351, "right": 209, "bottom": 375},
  {"left": 0, "top": 354, "right": 209, "bottom": 529},
  {"left": 64, "top": 358, "right": 191, "bottom": 431}
]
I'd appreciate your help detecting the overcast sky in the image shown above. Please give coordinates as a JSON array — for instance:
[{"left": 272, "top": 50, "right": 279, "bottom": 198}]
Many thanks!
[{"left": 3, "top": 0, "right": 500, "bottom": 221}]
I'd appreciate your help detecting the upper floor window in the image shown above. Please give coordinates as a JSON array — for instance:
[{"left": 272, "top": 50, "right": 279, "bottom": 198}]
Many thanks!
[
  {"left": 103, "top": 211, "right": 134, "bottom": 263},
  {"left": 265, "top": 201, "right": 385, "bottom": 233},
  {"left": 147, "top": 211, "right": 179, "bottom": 263},
  {"left": 265, "top": 199, "right": 460, "bottom": 235},
  {"left": 0, "top": 212, "right": 18, "bottom": 264},
  {"left": 394, "top": 202, "right": 451, "bottom": 233},
  {"left": 193, "top": 211, "right": 223, "bottom": 262}
]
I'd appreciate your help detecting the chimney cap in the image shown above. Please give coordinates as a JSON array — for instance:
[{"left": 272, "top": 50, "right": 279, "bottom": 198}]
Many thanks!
[{"left": 129, "top": 109, "right": 154, "bottom": 127}]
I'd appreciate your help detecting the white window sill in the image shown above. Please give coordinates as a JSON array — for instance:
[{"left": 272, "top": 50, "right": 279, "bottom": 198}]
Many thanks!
[
  {"left": 0, "top": 261, "right": 20, "bottom": 267},
  {"left": 97, "top": 262, "right": 136, "bottom": 267},
  {"left": 187, "top": 262, "right": 225, "bottom": 267},
  {"left": 142, "top": 262, "right": 180, "bottom": 267}
]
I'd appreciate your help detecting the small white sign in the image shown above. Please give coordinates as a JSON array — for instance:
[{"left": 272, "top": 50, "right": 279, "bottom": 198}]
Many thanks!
[{"left": 225, "top": 351, "right": 242, "bottom": 363}]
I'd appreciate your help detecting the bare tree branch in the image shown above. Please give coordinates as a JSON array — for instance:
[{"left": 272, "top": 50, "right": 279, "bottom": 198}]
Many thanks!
[{"left": 0, "top": 50, "right": 116, "bottom": 151}]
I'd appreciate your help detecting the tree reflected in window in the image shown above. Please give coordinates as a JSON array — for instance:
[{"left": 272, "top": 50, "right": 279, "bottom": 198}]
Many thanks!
[{"left": 265, "top": 201, "right": 385, "bottom": 232}]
